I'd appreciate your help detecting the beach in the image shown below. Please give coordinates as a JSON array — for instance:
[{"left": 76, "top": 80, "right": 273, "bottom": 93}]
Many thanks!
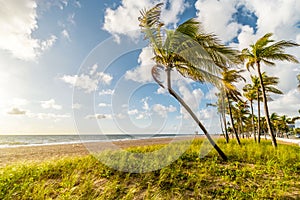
[
  {"left": 0, "top": 137, "right": 194, "bottom": 168},
  {"left": 1, "top": 135, "right": 298, "bottom": 168}
]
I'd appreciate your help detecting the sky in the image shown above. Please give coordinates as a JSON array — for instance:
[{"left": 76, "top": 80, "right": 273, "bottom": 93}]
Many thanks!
[{"left": 0, "top": 0, "right": 299, "bottom": 135}]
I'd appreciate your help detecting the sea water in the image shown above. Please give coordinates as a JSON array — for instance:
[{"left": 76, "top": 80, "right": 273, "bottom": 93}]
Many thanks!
[{"left": 0, "top": 134, "right": 191, "bottom": 148}]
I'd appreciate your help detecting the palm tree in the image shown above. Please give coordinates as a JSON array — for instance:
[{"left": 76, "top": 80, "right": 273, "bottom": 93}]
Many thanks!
[
  {"left": 250, "top": 73, "right": 283, "bottom": 142},
  {"left": 221, "top": 69, "right": 245, "bottom": 145},
  {"left": 243, "top": 83, "right": 257, "bottom": 141},
  {"left": 233, "top": 101, "right": 250, "bottom": 138},
  {"left": 207, "top": 93, "right": 229, "bottom": 143},
  {"left": 250, "top": 75, "right": 263, "bottom": 142},
  {"left": 241, "top": 33, "right": 299, "bottom": 147},
  {"left": 270, "top": 112, "right": 280, "bottom": 137},
  {"left": 139, "top": 3, "right": 239, "bottom": 160}
]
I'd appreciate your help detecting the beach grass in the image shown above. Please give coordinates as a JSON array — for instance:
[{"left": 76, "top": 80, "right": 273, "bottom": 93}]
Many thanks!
[{"left": 0, "top": 139, "right": 299, "bottom": 199}]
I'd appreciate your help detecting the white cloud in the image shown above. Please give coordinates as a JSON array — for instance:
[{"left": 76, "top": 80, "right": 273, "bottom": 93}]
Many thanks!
[
  {"left": 160, "top": 0, "right": 188, "bottom": 26},
  {"left": 0, "top": 0, "right": 57, "bottom": 61},
  {"left": 141, "top": 97, "right": 150, "bottom": 111},
  {"left": 28, "top": 112, "right": 70, "bottom": 120},
  {"left": 195, "top": 0, "right": 240, "bottom": 42},
  {"left": 103, "top": 0, "right": 189, "bottom": 42},
  {"left": 177, "top": 81, "right": 204, "bottom": 119},
  {"left": 99, "top": 103, "right": 111, "bottom": 107},
  {"left": 97, "top": 72, "right": 113, "bottom": 85},
  {"left": 7, "top": 107, "right": 26, "bottom": 115},
  {"left": 156, "top": 87, "right": 167, "bottom": 94},
  {"left": 136, "top": 113, "right": 146, "bottom": 120},
  {"left": 99, "top": 89, "right": 115, "bottom": 95},
  {"left": 61, "top": 68, "right": 113, "bottom": 93},
  {"left": 67, "top": 13, "right": 76, "bottom": 25},
  {"left": 205, "top": 87, "right": 219, "bottom": 100},
  {"left": 61, "top": 74, "right": 97, "bottom": 93},
  {"left": 41, "top": 99, "right": 62, "bottom": 110},
  {"left": 72, "top": 103, "right": 82, "bottom": 110},
  {"left": 153, "top": 104, "right": 176, "bottom": 117},
  {"left": 74, "top": 1, "right": 81, "bottom": 8},
  {"left": 85, "top": 114, "right": 112, "bottom": 120},
  {"left": 61, "top": 29, "right": 71, "bottom": 41},
  {"left": 89, "top": 64, "right": 98, "bottom": 75},
  {"left": 268, "top": 89, "right": 300, "bottom": 117},
  {"left": 125, "top": 46, "right": 155, "bottom": 82},
  {"left": 128, "top": 109, "right": 139, "bottom": 115}
]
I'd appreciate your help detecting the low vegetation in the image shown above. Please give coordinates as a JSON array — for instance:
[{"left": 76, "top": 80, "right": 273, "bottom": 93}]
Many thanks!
[{"left": 0, "top": 139, "right": 299, "bottom": 199}]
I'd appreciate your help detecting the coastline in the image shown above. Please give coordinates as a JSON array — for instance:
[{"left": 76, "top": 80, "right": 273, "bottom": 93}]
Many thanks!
[
  {"left": 0, "top": 136, "right": 199, "bottom": 168},
  {"left": 1, "top": 135, "right": 298, "bottom": 168}
]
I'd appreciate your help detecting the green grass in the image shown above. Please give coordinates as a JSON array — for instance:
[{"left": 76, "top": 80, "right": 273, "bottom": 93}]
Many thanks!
[{"left": 0, "top": 139, "right": 299, "bottom": 199}]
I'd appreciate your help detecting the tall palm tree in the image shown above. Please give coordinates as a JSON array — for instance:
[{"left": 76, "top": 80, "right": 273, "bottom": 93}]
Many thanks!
[
  {"left": 221, "top": 69, "right": 245, "bottom": 145},
  {"left": 250, "top": 73, "right": 283, "bottom": 142},
  {"left": 243, "top": 83, "right": 257, "bottom": 141},
  {"left": 139, "top": 3, "right": 239, "bottom": 160},
  {"left": 241, "top": 33, "right": 299, "bottom": 147},
  {"left": 250, "top": 75, "right": 263, "bottom": 142}
]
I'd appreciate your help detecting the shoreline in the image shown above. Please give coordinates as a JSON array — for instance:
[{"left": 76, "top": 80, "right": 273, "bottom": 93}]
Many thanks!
[
  {"left": 0, "top": 136, "right": 201, "bottom": 168},
  {"left": 1, "top": 135, "right": 298, "bottom": 168}
]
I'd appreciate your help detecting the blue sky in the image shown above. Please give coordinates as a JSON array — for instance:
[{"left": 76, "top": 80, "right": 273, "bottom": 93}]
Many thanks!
[{"left": 0, "top": 0, "right": 299, "bottom": 135}]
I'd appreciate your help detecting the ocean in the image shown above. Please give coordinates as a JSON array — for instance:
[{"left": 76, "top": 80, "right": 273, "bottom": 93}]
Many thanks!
[{"left": 0, "top": 134, "right": 194, "bottom": 148}]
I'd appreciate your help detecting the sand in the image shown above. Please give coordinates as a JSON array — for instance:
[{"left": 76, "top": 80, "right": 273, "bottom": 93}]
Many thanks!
[{"left": 0, "top": 137, "right": 196, "bottom": 168}]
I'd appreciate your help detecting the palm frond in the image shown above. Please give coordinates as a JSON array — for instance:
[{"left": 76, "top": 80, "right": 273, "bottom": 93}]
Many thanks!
[
  {"left": 139, "top": 3, "right": 163, "bottom": 29},
  {"left": 255, "top": 33, "right": 274, "bottom": 48},
  {"left": 176, "top": 65, "right": 223, "bottom": 88}
]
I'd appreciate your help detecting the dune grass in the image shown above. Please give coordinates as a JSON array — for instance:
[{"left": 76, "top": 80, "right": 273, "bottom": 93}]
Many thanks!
[{"left": 0, "top": 139, "right": 299, "bottom": 199}]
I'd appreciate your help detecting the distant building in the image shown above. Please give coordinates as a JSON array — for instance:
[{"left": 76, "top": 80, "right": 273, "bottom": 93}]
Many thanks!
[{"left": 288, "top": 124, "right": 295, "bottom": 129}]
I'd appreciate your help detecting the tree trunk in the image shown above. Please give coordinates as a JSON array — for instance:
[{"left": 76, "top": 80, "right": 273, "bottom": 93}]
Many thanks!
[
  {"left": 256, "top": 62, "right": 277, "bottom": 147},
  {"left": 165, "top": 68, "right": 228, "bottom": 160},
  {"left": 250, "top": 100, "right": 256, "bottom": 142},
  {"left": 219, "top": 115, "right": 226, "bottom": 139},
  {"left": 226, "top": 93, "right": 241, "bottom": 145},
  {"left": 222, "top": 111, "right": 229, "bottom": 143},
  {"left": 257, "top": 89, "right": 261, "bottom": 143}
]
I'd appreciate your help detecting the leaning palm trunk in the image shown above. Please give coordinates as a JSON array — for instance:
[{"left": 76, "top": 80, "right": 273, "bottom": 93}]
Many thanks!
[
  {"left": 225, "top": 93, "right": 241, "bottom": 145},
  {"left": 257, "top": 63, "right": 277, "bottom": 147},
  {"left": 154, "top": 67, "right": 228, "bottom": 161}
]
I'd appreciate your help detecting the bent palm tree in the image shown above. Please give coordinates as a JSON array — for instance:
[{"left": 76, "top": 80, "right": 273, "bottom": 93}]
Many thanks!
[
  {"left": 139, "top": 4, "right": 239, "bottom": 160},
  {"left": 221, "top": 69, "right": 245, "bottom": 145},
  {"left": 241, "top": 33, "right": 299, "bottom": 147}
]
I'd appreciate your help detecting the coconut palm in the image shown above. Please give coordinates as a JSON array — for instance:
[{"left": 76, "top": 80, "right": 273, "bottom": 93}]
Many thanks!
[
  {"left": 240, "top": 33, "right": 299, "bottom": 147},
  {"left": 207, "top": 93, "right": 229, "bottom": 143},
  {"left": 221, "top": 69, "right": 245, "bottom": 145},
  {"left": 243, "top": 83, "right": 257, "bottom": 141},
  {"left": 139, "top": 3, "right": 239, "bottom": 160},
  {"left": 250, "top": 73, "right": 283, "bottom": 142},
  {"left": 233, "top": 101, "right": 250, "bottom": 138}
]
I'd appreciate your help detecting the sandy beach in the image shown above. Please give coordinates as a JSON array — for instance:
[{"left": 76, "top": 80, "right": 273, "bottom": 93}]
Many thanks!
[
  {"left": 0, "top": 137, "right": 195, "bottom": 168},
  {"left": 1, "top": 135, "right": 298, "bottom": 168}
]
